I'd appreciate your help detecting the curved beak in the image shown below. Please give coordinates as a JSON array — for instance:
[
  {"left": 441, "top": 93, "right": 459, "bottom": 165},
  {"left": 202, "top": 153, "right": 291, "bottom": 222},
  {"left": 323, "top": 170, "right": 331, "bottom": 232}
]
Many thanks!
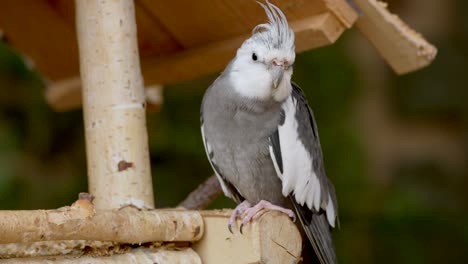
[{"left": 271, "top": 65, "right": 284, "bottom": 89}]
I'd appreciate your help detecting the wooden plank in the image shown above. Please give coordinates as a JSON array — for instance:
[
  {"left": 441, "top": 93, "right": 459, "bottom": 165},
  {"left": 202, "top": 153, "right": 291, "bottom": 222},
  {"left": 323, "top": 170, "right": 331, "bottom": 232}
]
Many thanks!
[
  {"left": 354, "top": 0, "right": 437, "bottom": 74},
  {"left": 138, "top": 0, "right": 330, "bottom": 48},
  {"left": 45, "top": 12, "right": 350, "bottom": 111},
  {"left": 294, "top": 12, "right": 346, "bottom": 52},
  {"left": 0, "top": 0, "right": 79, "bottom": 80},
  {"left": 193, "top": 210, "right": 302, "bottom": 264},
  {"left": 134, "top": 0, "right": 183, "bottom": 57},
  {"left": 324, "top": 0, "right": 360, "bottom": 27}
]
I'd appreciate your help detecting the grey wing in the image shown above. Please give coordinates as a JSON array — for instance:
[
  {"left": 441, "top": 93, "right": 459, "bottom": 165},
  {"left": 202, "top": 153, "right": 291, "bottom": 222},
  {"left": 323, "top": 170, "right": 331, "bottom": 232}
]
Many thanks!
[
  {"left": 268, "top": 83, "right": 338, "bottom": 264},
  {"left": 200, "top": 114, "right": 244, "bottom": 204}
]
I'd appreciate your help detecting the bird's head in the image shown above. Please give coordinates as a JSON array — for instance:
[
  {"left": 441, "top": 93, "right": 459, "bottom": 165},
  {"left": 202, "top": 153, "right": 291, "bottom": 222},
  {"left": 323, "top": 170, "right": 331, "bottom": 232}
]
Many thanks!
[{"left": 229, "top": 1, "right": 295, "bottom": 102}]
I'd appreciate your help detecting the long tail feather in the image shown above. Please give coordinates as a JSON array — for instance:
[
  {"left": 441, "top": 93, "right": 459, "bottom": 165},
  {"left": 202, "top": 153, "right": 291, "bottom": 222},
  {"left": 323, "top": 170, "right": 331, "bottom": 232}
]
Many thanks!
[{"left": 290, "top": 196, "right": 337, "bottom": 264}]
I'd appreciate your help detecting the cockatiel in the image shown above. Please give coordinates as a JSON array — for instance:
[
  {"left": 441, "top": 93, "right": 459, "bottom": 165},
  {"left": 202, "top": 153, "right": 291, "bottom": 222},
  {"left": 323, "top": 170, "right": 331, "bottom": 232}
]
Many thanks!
[{"left": 200, "top": 1, "right": 338, "bottom": 263}]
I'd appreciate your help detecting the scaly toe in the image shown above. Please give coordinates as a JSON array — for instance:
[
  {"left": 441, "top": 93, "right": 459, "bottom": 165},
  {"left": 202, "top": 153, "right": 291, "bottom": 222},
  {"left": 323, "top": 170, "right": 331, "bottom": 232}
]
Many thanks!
[{"left": 227, "top": 200, "right": 252, "bottom": 233}]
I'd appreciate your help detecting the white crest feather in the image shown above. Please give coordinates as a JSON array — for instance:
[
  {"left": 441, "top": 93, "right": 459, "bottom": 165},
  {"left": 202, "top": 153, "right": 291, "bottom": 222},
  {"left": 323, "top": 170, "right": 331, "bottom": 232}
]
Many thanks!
[{"left": 253, "top": 0, "right": 295, "bottom": 53}]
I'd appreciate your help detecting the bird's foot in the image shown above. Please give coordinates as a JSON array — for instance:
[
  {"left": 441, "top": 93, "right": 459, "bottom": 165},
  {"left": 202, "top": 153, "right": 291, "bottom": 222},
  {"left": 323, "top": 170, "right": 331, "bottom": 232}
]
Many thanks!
[
  {"left": 239, "top": 200, "right": 295, "bottom": 234},
  {"left": 228, "top": 200, "right": 252, "bottom": 234}
]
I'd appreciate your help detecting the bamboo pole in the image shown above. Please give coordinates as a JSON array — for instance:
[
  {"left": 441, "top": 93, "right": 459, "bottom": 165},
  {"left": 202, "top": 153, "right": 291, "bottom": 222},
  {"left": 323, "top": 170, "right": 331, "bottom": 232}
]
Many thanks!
[{"left": 75, "top": 0, "right": 154, "bottom": 209}]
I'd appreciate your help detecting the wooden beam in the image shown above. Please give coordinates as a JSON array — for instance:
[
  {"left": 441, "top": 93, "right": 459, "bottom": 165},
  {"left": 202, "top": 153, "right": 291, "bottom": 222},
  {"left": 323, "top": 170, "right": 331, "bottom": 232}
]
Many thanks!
[
  {"left": 294, "top": 12, "right": 348, "bottom": 52},
  {"left": 324, "top": 0, "right": 360, "bottom": 27},
  {"left": 353, "top": 0, "right": 437, "bottom": 74},
  {"left": 45, "top": 12, "right": 351, "bottom": 111},
  {"left": 193, "top": 210, "right": 302, "bottom": 264}
]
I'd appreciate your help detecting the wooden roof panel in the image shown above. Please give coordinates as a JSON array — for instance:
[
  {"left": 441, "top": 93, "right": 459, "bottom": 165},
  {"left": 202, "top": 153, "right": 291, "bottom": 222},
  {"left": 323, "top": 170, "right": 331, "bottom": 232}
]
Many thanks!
[
  {"left": 138, "top": 0, "right": 330, "bottom": 48},
  {"left": 134, "top": 2, "right": 183, "bottom": 57},
  {"left": 0, "top": 0, "right": 365, "bottom": 110},
  {"left": 49, "top": 0, "right": 183, "bottom": 57}
]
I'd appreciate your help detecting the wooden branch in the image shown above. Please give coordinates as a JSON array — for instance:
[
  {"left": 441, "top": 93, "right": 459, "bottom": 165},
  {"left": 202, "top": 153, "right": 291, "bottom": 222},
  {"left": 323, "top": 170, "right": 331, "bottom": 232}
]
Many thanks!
[
  {"left": 354, "top": 0, "right": 437, "bottom": 74},
  {"left": 0, "top": 248, "right": 201, "bottom": 264},
  {"left": 193, "top": 210, "right": 302, "bottom": 264},
  {"left": 75, "top": 0, "right": 154, "bottom": 209},
  {"left": 0, "top": 196, "right": 203, "bottom": 244},
  {"left": 178, "top": 175, "right": 222, "bottom": 210},
  {"left": 45, "top": 11, "right": 354, "bottom": 111}
]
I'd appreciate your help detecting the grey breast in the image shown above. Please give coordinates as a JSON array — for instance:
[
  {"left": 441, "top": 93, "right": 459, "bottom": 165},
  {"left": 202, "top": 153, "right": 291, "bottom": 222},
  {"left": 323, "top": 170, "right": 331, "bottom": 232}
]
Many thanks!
[{"left": 201, "top": 78, "right": 288, "bottom": 206}]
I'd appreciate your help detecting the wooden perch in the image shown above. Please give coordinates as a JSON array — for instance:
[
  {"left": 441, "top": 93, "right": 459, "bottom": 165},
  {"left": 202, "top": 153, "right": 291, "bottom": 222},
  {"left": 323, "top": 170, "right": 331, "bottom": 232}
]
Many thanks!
[
  {"left": 193, "top": 210, "right": 302, "bottom": 264},
  {"left": 75, "top": 0, "right": 154, "bottom": 209},
  {"left": 1, "top": 248, "right": 201, "bottom": 264},
  {"left": 0, "top": 197, "right": 203, "bottom": 244},
  {"left": 0, "top": 240, "right": 119, "bottom": 259},
  {"left": 354, "top": 0, "right": 437, "bottom": 74}
]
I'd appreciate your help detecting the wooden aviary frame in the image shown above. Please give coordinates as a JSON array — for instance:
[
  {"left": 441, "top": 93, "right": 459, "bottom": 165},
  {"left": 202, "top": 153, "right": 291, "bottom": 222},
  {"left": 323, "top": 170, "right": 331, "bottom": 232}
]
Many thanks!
[{"left": 0, "top": 0, "right": 436, "bottom": 263}]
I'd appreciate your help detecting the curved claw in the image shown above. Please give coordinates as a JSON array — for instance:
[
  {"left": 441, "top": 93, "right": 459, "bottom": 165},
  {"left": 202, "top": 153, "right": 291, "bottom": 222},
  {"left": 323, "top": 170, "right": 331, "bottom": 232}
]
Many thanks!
[
  {"left": 228, "top": 200, "right": 252, "bottom": 234},
  {"left": 239, "top": 223, "right": 245, "bottom": 234}
]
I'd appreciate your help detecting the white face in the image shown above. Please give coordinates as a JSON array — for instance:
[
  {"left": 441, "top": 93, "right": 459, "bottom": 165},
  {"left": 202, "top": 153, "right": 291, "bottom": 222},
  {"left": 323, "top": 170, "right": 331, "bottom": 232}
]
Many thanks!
[{"left": 229, "top": 37, "right": 295, "bottom": 102}]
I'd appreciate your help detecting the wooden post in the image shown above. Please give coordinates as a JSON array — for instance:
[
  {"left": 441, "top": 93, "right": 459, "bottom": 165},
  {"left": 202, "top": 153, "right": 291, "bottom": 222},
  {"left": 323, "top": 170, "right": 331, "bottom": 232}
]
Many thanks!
[
  {"left": 75, "top": 0, "right": 154, "bottom": 209},
  {"left": 193, "top": 210, "right": 302, "bottom": 264}
]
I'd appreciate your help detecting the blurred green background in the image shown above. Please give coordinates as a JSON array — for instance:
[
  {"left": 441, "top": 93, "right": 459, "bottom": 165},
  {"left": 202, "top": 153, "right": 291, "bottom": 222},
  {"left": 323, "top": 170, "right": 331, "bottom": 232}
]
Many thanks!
[{"left": 0, "top": 0, "right": 467, "bottom": 263}]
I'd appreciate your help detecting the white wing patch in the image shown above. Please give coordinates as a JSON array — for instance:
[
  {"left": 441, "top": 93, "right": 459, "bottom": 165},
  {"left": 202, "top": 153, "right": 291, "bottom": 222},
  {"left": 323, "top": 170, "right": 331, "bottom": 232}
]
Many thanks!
[
  {"left": 326, "top": 194, "right": 336, "bottom": 228},
  {"left": 270, "top": 95, "right": 336, "bottom": 227},
  {"left": 201, "top": 124, "right": 235, "bottom": 200}
]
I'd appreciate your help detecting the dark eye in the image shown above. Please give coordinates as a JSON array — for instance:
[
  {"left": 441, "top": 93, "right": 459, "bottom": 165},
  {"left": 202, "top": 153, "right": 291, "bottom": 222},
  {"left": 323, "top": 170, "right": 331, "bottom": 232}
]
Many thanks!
[{"left": 252, "top": 53, "right": 258, "bottom": 61}]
